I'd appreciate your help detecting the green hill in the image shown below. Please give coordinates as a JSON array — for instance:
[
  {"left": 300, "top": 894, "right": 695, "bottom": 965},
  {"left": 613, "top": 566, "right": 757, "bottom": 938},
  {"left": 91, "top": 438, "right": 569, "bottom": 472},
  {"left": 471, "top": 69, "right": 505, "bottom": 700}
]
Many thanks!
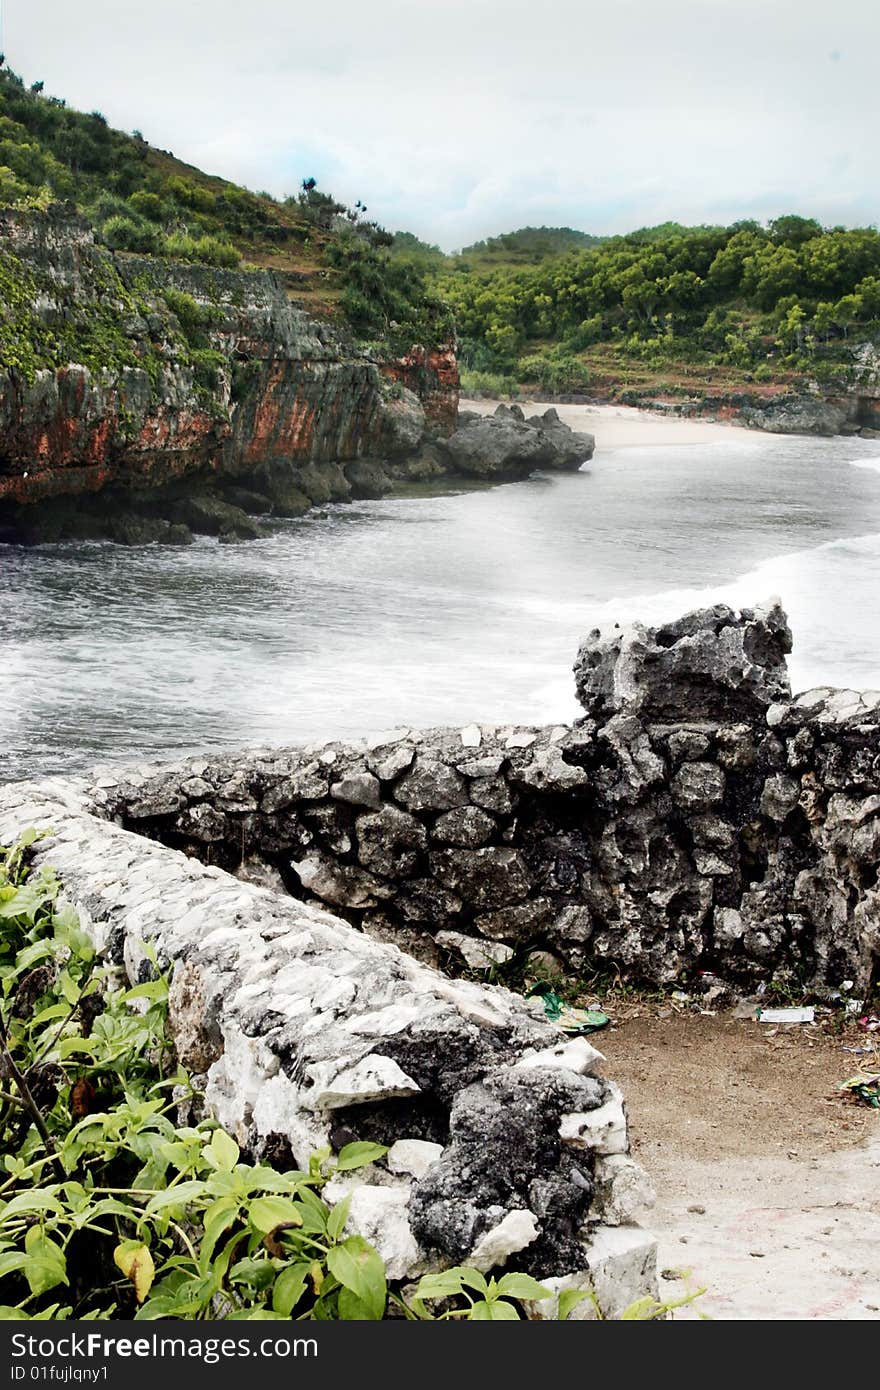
[
  {"left": 0, "top": 61, "right": 449, "bottom": 353},
  {"left": 435, "top": 216, "right": 880, "bottom": 399},
  {"left": 454, "top": 226, "right": 604, "bottom": 268}
]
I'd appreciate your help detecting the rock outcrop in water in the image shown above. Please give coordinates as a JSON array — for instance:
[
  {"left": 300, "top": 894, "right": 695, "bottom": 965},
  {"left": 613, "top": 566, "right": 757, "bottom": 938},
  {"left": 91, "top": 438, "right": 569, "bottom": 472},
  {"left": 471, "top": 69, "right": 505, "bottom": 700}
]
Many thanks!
[
  {"left": 0, "top": 209, "right": 594, "bottom": 544},
  {"left": 76, "top": 601, "right": 880, "bottom": 995}
]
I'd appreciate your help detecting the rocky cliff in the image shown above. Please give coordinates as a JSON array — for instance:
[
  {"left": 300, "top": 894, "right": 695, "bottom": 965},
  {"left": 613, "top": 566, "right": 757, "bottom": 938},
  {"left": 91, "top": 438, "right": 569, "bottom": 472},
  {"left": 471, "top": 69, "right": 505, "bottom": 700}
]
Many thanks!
[
  {"left": 0, "top": 209, "right": 596, "bottom": 544},
  {"left": 0, "top": 207, "right": 459, "bottom": 540}
]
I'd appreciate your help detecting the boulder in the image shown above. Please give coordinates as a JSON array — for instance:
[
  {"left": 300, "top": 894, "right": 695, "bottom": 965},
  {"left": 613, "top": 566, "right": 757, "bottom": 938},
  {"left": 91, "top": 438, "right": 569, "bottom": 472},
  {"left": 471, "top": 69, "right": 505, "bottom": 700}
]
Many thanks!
[
  {"left": 440, "top": 404, "right": 594, "bottom": 480},
  {"left": 343, "top": 458, "right": 393, "bottom": 500},
  {"left": 168, "top": 493, "right": 267, "bottom": 540},
  {"left": 573, "top": 599, "right": 792, "bottom": 722}
]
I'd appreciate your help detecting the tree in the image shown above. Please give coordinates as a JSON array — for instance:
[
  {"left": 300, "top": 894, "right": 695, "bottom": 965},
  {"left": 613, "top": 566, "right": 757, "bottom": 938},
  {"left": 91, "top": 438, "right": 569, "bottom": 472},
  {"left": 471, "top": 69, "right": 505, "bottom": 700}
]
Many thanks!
[{"left": 768, "top": 214, "right": 823, "bottom": 247}]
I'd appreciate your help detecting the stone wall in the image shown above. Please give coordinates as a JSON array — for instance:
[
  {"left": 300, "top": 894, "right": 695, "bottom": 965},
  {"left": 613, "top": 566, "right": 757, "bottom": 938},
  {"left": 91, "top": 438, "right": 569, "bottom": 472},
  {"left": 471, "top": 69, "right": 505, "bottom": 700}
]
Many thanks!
[
  {"left": 90, "top": 601, "right": 879, "bottom": 994},
  {"left": 0, "top": 776, "right": 656, "bottom": 1317}
]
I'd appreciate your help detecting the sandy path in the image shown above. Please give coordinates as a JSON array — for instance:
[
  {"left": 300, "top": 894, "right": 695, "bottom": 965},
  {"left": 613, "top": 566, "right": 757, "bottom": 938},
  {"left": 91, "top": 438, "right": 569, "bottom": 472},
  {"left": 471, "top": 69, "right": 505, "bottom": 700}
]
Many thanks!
[
  {"left": 460, "top": 397, "right": 751, "bottom": 450},
  {"left": 602, "top": 1014, "right": 880, "bottom": 1320}
]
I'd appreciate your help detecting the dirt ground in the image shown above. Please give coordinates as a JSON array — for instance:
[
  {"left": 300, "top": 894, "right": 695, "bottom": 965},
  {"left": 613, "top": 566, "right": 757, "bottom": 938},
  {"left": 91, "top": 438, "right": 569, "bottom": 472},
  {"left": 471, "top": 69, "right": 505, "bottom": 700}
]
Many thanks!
[{"left": 599, "top": 1014, "right": 880, "bottom": 1320}]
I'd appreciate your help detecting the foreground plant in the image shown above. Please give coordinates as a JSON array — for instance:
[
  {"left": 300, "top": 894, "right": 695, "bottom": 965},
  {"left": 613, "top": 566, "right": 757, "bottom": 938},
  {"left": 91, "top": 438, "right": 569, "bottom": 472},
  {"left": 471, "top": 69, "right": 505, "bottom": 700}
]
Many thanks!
[{"left": 0, "top": 833, "right": 700, "bottom": 1321}]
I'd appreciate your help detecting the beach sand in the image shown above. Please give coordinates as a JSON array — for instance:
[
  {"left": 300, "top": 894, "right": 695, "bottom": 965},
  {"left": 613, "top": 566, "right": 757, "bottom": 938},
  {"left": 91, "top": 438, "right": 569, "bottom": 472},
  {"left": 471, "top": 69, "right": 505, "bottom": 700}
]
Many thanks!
[{"left": 461, "top": 397, "right": 750, "bottom": 451}]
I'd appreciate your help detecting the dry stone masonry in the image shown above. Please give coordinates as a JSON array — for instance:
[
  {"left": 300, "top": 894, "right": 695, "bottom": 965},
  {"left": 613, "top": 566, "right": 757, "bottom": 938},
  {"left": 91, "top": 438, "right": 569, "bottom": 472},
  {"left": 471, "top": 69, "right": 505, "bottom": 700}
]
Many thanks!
[
  {"left": 2, "top": 598, "right": 879, "bottom": 1313},
  {"left": 90, "top": 599, "right": 880, "bottom": 995},
  {"left": 0, "top": 777, "right": 656, "bottom": 1317}
]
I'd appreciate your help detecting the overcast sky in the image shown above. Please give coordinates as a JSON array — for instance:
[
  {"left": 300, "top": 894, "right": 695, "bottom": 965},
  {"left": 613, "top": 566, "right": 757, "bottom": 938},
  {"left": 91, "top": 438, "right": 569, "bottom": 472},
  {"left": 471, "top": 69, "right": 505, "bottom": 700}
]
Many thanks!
[{"left": 3, "top": 0, "right": 878, "bottom": 249}]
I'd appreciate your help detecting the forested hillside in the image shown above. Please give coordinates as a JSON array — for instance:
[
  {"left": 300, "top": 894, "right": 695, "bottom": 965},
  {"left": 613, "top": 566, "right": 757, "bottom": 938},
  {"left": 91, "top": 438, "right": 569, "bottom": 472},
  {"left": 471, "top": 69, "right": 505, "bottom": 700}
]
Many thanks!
[{"left": 435, "top": 216, "right": 880, "bottom": 398}]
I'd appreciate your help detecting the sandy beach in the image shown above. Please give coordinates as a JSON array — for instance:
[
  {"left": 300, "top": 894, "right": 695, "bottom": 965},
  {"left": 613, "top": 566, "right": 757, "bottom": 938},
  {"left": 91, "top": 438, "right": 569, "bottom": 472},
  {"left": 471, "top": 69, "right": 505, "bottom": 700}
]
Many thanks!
[{"left": 461, "top": 397, "right": 748, "bottom": 451}]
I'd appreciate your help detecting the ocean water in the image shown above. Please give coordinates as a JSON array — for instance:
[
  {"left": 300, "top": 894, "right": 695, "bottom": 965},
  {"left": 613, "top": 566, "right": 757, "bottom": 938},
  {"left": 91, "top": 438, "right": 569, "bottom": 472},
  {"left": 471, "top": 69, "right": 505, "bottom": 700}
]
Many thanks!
[{"left": 2, "top": 429, "right": 880, "bottom": 781}]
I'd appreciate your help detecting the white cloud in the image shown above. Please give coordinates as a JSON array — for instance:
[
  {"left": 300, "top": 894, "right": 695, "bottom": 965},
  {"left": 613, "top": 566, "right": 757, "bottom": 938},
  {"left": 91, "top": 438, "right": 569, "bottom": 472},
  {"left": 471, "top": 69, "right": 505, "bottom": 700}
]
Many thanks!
[{"left": 5, "top": 0, "right": 878, "bottom": 248}]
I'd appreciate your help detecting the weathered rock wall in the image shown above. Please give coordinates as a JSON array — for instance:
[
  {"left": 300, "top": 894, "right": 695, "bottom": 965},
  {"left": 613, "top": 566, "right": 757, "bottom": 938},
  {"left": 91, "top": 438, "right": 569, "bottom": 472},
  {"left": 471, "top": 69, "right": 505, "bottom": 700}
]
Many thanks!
[
  {"left": 91, "top": 603, "right": 880, "bottom": 994},
  {"left": 0, "top": 776, "right": 656, "bottom": 1315},
  {"left": 0, "top": 207, "right": 457, "bottom": 523}
]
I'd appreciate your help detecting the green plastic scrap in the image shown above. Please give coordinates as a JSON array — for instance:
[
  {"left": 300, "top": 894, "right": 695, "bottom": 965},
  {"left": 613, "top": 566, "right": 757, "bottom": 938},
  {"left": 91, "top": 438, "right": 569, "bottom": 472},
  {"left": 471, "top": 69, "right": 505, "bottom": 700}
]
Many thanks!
[
  {"left": 527, "top": 983, "right": 609, "bottom": 1035},
  {"left": 840, "top": 1073, "right": 880, "bottom": 1108}
]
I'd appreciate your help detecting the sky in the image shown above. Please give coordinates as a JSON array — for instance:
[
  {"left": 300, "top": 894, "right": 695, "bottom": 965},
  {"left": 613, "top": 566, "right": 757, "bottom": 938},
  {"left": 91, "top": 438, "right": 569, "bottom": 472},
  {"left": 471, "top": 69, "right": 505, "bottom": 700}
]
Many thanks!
[{"left": 2, "top": 0, "right": 878, "bottom": 250}]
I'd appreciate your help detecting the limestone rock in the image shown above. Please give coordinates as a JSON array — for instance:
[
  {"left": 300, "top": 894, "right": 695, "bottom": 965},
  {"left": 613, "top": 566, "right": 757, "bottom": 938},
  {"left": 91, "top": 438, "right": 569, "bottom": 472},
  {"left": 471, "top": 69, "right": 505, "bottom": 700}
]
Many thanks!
[
  {"left": 588, "top": 1154, "right": 656, "bottom": 1226},
  {"left": 428, "top": 847, "right": 532, "bottom": 910},
  {"left": 330, "top": 771, "right": 382, "bottom": 809},
  {"left": 440, "top": 404, "right": 594, "bottom": 480},
  {"left": 574, "top": 600, "right": 792, "bottom": 722},
  {"left": 356, "top": 804, "right": 427, "bottom": 878},
  {"left": 327, "top": 1185, "right": 422, "bottom": 1281},
  {"left": 431, "top": 805, "right": 496, "bottom": 847},
  {"left": 760, "top": 772, "right": 800, "bottom": 821},
  {"left": 468, "top": 1209, "right": 540, "bottom": 1272},
  {"left": 436, "top": 930, "right": 514, "bottom": 970},
  {"left": 343, "top": 458, "right": 393, "bottom": 499},
  {"left": 365, "top": 741, "right": 415, "bottom": 782},
  {"left": 395, "top": 757, "right": 469, "bottom": 812},
  {"left": 523, "top": 1226, "right": 658, "bottom": 1320},
  {"left": 386, "top": 1139, "right": 444, "bottom": 1180},
  {"left": 672, "top": 761, "right": 726, "bottom": 810},
  {"left": 292, "top": 852, "right": 391, "bottom": 908},
  {"left": 559, "top": 1083, "right": 627, "bottom": 1155},
  {"left": 515, "top": 1035, "right": 605, "bottom": 1077}
]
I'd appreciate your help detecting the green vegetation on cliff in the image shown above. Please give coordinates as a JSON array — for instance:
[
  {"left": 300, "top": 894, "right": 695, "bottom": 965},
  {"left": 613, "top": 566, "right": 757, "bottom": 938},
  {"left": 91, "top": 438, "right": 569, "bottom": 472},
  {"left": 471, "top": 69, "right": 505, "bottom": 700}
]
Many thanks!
[
  {"left": 432, "top": 215, "right": 880, "bottom": 399},
  {"left": 0, "top": 62, "right": 449, "bottom": 356}
]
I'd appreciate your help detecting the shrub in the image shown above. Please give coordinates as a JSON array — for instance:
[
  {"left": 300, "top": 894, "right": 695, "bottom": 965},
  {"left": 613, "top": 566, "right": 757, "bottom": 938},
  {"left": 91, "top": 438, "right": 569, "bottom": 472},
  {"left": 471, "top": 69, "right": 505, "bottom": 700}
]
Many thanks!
[
  {"left": 162, "top": 230, "right": 239, "bottom": 268},
  {"left": 127, "top": 189, "right": 165, "bottom": 222},
  {"left": 99, "top": 213, "right": 160, "bottom": 255}
]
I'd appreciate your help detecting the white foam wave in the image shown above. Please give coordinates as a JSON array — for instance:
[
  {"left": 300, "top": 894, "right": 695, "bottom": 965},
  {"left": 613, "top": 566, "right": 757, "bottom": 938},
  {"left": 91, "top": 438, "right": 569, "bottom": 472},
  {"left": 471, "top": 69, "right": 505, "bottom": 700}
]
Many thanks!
[
  {"left": 849, "top": 456, "right": 880, "bottom": 475},
  {"left": 585, "top": 530, "right": 880, "bottom": 693}
]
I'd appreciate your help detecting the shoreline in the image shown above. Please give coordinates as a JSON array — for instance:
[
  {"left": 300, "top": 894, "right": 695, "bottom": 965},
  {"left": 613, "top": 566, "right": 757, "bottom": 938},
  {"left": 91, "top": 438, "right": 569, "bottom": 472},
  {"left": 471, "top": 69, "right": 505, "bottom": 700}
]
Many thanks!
[{"left": 461, "top": 397, "right": 753, "bottom": 451}]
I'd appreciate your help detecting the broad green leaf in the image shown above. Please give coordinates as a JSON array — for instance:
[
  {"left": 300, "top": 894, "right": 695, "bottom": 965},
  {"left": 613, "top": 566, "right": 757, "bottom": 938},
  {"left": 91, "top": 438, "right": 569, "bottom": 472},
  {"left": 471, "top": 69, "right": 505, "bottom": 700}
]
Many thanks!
[
  {"left": 413, "top": 1269, "right": 466, "bottom": 1301},
  {"left": 208, "top": 1129, "right": 239, "bottom": 1171},
  {"left": 56, "top": 1036, "right": 96, "bottom": 1059},
  {"left": 12, "top": 941, "right": 54, "bottom": 970},
  {"left": 326, "top": 1193, "right": 351, "bottom": 1242},
  {"left": 1, "top": 1189, "right": 64, "bottom": 1220},
  {"left": 469, "top": 1297, "right": 519, "bottom": 1320},
  {"left": 113, "top": 1241, "right": 155, "bottom": 1304},
  {"left": 229, "top": 1257, "right": 275, "bottom": 1291},
  {"left": 558, "top": 1287, "right": 597, "bottom": 1320},
  {"left": 23, "top": 1228, "right": 68, "bottom": 1297},
  {"left": 0, "top": 1252, "right": 28, "bottom": 1278},
  {"left": 199, "top": 1198, "right": 240, "bottom": 1272},
  {"left": 326, "top": 1236, "right": 386, "bottom": 1321},
  {"left": 496, "top": 1273, "right": 552, "bottom": 1301},
  {"left": 459, "top": 1267, "right": 489, "bottom": 1296},
  {"left": 247, "top": 1196, "right": 304, "bottom": 1234},
  {"left": 338, "top": 1287, "right": 381, "bottom": 1321},
  {"left": 143, "top": 1180, "right": 207, "bottom": 1215},
  {"left": 334, "top": 1142, "right": 389, "bottom": 1172},
  {"left": 272, "top": 1261, "right": 310, "bottom": 1317},
  {"left": 31, "top": 1003, "right": 71, "bottom": 1026},
  {"left": 122, "top": 979, "right": 168, "bottom": 1003},
  {"left": 621, "top": 1296, "right": 665, "bottom": 1320}
]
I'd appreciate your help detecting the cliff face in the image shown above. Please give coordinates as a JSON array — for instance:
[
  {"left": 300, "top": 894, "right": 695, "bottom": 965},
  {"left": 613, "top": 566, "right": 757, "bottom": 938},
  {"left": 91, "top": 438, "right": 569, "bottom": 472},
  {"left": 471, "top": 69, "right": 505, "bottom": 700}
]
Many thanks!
[{"left": 0, "top": 207, "right": 459, "bottom": 521}]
